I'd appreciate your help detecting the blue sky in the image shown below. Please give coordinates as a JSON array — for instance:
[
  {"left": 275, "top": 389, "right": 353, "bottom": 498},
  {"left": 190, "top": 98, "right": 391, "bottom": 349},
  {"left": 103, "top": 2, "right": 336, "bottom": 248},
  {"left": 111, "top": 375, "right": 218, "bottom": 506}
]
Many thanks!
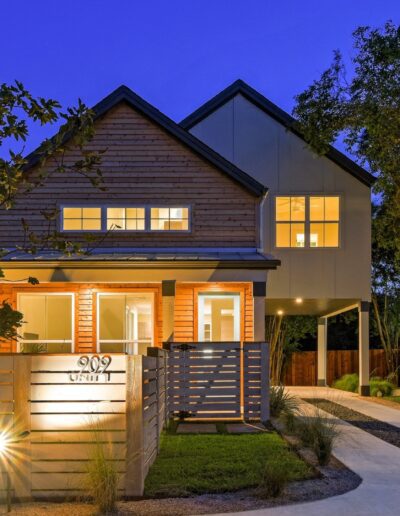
[{"left": 2, "top": 0, "right": 399, "bottom": 155}]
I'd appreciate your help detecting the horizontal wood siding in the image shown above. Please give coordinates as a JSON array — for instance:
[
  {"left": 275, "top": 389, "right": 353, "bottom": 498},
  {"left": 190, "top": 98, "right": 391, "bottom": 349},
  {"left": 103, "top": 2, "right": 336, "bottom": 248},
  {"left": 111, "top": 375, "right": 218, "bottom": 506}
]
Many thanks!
[
  {"left": 1, "top": 103, "right": 258, "bottom": 248},
  {"left": 174, "top": 282, "right": 254, "bottom": 343}
]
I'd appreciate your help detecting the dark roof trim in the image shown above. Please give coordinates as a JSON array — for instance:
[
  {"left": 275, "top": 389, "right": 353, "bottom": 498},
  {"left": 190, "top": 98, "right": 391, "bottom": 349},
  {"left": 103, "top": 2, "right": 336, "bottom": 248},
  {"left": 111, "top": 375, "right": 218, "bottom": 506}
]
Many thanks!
[
  {"left": 181, "top": 79, "right": 375, "bottom": 188},
  {"left": 0, "top": 259, "right": 280, "bottom": 270},
  {"left": 24, "top": 85, "right": 267, "bottom": 198}
]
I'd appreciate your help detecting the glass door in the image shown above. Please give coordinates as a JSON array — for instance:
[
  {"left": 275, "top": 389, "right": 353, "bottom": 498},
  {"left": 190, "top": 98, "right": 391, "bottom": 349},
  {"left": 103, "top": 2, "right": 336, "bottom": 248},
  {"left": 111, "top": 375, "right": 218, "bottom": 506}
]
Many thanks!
[{"left": 198, "top": 293, "right": 240, "bottom": 342}]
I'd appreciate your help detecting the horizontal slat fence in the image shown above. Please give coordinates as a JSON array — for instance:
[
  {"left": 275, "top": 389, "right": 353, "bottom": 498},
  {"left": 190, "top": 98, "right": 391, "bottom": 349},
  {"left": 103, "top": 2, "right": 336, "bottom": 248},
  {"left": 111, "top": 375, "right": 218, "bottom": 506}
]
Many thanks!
[
  {"left": 284, "top": 349, "right": 391, "bottom": 386},
  {"left": 167, "top": 342, "right": 269, "bottom": 422},
  {"left": 0, "top": 352, "right": 167, "bottom": 501}
]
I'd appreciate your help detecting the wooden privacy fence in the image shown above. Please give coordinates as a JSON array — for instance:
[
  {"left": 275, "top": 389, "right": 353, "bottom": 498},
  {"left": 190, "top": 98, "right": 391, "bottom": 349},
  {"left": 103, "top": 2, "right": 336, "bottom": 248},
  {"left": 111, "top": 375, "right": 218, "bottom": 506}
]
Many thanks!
[
  {"left": 284, "top": 349, "right": 389, "bottom": 386},
  {"left": 0, "top": 351, "right": 168, "bottom": 501},
  {"left": 167, "top": 342, "right": 269, "bottom": 422}
]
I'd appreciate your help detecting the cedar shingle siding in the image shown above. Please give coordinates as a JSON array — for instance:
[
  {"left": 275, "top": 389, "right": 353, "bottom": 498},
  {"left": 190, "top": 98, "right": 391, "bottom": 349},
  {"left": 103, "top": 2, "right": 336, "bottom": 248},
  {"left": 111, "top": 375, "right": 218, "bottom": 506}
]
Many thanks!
[{"left": 2, "top": 102, "right": 258, "bottom": 248}]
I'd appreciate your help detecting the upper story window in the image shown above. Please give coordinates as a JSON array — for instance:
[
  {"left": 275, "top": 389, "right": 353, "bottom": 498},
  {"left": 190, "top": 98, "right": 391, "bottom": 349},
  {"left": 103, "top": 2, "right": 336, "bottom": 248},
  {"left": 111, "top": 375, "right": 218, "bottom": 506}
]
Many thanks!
[
  {"left": 61, "top": 205, "right": 190, "bottom": 232},
  {"left": 106, "top": 207, "right": 145, "bottom": 231},
  {"left": 276, "top": 197, "right": 305, "bottom": 248},
  {"left": 62, "top": 207, "right": 102, "bottom": 231},
  {"left": 150, "top": 207, "right": 189, "bottom": 231},
  {"left": 309, "top": 197, "right": 339, "bottom": 247},
  {"left": 275, "top": 196, "right": 340, "bottom": 248}
]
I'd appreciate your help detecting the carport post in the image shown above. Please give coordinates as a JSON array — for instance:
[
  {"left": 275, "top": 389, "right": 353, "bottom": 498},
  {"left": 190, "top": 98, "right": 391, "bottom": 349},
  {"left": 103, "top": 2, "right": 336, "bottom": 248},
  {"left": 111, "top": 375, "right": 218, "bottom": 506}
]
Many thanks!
[
  {"left": 317, "top": 317, "right": 328, "bottom": 386},
  {"left": 359, "top": 301, "right": 370, "bottom": 396}
]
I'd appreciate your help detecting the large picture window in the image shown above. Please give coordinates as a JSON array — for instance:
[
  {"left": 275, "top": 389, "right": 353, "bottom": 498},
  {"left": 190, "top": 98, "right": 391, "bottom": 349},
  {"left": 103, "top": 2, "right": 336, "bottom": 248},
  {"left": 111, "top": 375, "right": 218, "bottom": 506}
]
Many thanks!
[
  {"left": 97, "top": 293, "right": 154, "bottom": 354},
  {"left": 198, "top": 293, "right": 240, "bottom": 342},
  {"left": 275, "top": 196, "right": 340, "bottom": 248},
  {"left": 18, "top": 294, "right": 73, "bottom": 353}
]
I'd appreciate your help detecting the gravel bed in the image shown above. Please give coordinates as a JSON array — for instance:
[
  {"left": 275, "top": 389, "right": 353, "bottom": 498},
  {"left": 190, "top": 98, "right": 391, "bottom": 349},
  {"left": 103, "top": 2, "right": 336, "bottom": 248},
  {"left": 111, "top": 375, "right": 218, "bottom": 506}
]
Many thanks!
[
  {"left": 7, "top": 458, "right": 360, "bottom": 515},
  {"left": 306, "top": 398, "right": 400, "bottom": 448}
]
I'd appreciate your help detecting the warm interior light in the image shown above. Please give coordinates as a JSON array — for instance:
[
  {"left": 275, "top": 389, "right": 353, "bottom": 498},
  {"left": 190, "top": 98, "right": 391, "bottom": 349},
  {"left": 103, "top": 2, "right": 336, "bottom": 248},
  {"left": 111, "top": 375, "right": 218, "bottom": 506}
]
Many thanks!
[
  {"left": 0, "top": 433, "right": 9, "bottom": 454},
  {"left": 295, "top": 298, "right": 303, "bottom": 304},
  {"left": 277, "top": 310, "right": 284, "bottom": 316}
]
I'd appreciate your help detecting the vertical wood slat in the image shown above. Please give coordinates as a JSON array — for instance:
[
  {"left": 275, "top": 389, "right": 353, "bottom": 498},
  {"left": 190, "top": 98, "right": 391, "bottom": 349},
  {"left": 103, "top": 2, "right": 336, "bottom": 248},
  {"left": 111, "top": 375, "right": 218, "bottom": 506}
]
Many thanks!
[{"left": 285, "top": 349, "right": 394, "bottom": 386}]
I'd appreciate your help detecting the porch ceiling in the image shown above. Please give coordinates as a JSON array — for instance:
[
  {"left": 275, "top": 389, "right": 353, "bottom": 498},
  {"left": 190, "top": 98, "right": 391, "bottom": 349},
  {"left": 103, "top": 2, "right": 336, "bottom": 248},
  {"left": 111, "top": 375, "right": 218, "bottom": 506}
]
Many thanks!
[{"left": 265, "top": 298, "right": 360, "bottom": 317}]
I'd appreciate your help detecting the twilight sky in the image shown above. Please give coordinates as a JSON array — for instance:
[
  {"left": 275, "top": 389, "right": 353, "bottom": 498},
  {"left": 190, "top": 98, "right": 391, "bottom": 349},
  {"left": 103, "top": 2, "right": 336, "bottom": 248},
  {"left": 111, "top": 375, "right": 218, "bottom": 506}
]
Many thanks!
[{"left": 2, "top": 0, "right": 399, "bottom": 155}]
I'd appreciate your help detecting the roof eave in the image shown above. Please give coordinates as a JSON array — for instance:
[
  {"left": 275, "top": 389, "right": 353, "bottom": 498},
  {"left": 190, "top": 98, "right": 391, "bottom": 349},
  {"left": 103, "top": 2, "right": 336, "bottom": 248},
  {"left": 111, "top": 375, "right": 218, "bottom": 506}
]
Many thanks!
[{"left": 0, "top": 259, "right": 281, "bottom": 270}]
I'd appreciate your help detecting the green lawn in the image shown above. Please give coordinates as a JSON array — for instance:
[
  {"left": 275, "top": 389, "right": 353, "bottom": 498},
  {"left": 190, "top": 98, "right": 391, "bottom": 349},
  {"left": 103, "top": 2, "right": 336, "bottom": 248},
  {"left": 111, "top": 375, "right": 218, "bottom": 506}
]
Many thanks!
[{"left": 144, "top": 432, "right": 312, "bottom": 497}]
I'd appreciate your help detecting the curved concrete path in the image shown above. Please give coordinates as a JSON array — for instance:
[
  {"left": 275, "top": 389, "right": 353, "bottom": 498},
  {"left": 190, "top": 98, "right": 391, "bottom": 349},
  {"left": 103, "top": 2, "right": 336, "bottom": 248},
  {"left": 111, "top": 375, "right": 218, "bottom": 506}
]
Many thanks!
[{"left": 219, "top": 387, "right": 400, "bottom": 516}]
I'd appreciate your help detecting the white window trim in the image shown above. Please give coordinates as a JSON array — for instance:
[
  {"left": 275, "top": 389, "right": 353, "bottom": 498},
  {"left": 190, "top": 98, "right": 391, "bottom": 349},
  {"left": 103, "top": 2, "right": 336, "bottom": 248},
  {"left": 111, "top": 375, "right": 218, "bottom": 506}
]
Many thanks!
[
  {"left": 96, "top": 292, "right": 155, "bottom": 354},
  {"left": 274, "top": 195, "right": 342, "bottom": 249},
  {"left": 59, "top": 204, "right": 192, "bottom": 233},
  {"left": 197, "top": 293, "right": 241, "bottom": 343},
  {"left": 17, "top": 292, "right": 75, "bottom": 353}
]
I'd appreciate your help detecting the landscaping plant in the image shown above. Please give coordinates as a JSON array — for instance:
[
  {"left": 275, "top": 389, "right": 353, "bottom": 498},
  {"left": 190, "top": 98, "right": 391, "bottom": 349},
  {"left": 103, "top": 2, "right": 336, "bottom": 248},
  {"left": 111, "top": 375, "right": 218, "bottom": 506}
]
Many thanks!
[
  {"left": 269, "top": 385, "right": 299, "bottom": 418},
  {"left": 369, "top": 376, "right": 395, "bottom": 397},
  {"left": 332, "top": 373, "right": 359, "bottom": 393},
  {"left": 296, "top": 409, "right": 339, "bottom": 466},
  {"left": 257, "top": 460, "right": 291, "bottom": 498},
  {"left": 86, "top": 431, "right": 119, "bottom": 514}
]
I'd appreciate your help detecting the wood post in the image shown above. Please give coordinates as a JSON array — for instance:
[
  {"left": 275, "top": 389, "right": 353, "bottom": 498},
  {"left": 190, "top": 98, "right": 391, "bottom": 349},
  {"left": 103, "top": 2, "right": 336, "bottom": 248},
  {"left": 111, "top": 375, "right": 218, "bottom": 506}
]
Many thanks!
[
  {"left": 125, "top": 355, "right": 144, "bottom": 497},
  {"left": 12, "top": 355, "right": 32, "bottom": 501}
]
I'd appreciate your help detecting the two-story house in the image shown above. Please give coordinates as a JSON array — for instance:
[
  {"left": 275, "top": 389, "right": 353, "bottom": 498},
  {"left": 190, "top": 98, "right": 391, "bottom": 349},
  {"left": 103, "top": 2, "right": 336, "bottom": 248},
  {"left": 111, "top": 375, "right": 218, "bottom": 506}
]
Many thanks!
[{"left": 0, "top": 80, "right": 374, "bottom": 394}]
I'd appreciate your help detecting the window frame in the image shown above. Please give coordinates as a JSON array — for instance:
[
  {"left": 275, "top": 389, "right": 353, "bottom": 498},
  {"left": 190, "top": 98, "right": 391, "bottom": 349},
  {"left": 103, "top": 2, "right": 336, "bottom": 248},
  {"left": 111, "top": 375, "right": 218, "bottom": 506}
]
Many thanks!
[
  {"left": 274, "top": 195, "right": 342, "bottom": 249},
  {"left": 17, "top": 292, "right": 75, "bottom": 353},
  {"left": 96, "top": 291, "right": 155, "bottom": 354},
  {"left": 149, "top": 205, "right": 191, "bottom": 233},
  {"left": 59, "top": 204, "right": 192, "bottom": 233}
]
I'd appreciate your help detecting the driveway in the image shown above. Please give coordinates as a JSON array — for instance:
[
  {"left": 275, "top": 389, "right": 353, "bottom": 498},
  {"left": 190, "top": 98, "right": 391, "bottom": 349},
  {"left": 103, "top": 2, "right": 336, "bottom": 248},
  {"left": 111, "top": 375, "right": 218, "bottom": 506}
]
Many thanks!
[{"left": 219, "top": 387, "right": 400, "bottom": 516}]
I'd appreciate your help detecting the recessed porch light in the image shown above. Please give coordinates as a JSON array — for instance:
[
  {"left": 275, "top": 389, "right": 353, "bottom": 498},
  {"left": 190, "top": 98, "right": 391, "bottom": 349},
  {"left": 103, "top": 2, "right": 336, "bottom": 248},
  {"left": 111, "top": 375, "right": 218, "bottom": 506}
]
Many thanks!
[
  {"left": 295, "top": 298, "right": 303, "bottom": 304},
  {"left": 277, "top": 310, "right": 284, "bottom": 316}
]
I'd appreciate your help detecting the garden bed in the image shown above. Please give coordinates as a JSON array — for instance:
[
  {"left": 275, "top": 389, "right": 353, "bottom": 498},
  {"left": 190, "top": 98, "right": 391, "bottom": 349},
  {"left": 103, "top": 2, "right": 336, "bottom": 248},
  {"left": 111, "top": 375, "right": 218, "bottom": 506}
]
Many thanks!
[{"left": 306, "top": 398, "right": 400, "bottom": 448}]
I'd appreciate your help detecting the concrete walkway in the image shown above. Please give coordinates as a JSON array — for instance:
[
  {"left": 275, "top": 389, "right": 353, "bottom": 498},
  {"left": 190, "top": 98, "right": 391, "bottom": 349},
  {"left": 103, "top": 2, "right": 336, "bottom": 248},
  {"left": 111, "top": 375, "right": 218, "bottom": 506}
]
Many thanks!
[{"left": 218, "top": 387, "right": 400, "bottom": 516}]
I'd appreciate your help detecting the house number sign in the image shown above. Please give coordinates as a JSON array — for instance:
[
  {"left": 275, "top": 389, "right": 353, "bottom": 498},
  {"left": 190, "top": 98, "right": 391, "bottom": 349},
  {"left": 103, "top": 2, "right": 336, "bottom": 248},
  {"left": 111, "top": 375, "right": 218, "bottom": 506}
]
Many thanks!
[{"left": 69, "top": 355, "right": 112, "bottom": 383}]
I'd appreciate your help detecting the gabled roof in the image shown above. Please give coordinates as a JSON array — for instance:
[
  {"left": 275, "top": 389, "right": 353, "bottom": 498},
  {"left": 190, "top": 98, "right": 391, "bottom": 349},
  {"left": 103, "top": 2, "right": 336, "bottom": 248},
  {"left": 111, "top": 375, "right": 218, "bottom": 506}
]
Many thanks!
[
  {"left": 25, "top": 85, "right": 267, "bottom": 198},
  {"left": 181, "top": 79, "right": 375, "bottom": 188}
]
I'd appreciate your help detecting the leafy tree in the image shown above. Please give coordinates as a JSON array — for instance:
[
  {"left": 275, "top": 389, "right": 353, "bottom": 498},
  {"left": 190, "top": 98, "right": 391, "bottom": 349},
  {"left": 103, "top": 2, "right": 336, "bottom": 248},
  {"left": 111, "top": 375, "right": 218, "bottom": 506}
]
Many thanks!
[
  {"left": 0, "top": 81, "right": 104, "bottom": 342},
  {"left": 293, "top": 21, "right": 400, "bottom": 382}
]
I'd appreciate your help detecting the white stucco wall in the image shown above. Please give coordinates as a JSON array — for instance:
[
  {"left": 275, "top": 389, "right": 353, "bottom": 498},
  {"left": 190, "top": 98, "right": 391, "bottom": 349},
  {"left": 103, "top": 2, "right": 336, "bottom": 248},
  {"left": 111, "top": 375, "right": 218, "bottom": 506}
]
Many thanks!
[{"left": 189, "top": 94, "right": 371, "bottom": 301}]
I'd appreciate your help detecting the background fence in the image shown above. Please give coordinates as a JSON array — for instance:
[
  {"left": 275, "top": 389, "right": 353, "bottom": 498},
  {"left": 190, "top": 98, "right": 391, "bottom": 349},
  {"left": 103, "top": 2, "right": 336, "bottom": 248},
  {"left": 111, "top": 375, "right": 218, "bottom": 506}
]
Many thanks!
[{"left": 284, "top": 349, "right": 388, "bottom": 386}]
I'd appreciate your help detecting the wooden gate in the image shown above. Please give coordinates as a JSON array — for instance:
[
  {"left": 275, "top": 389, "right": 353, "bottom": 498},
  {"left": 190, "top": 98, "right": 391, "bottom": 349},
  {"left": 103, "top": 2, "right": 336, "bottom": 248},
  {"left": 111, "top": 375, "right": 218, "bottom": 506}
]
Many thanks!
[{"left": 167, "top": 342, "right": 269, "bottom": 421}]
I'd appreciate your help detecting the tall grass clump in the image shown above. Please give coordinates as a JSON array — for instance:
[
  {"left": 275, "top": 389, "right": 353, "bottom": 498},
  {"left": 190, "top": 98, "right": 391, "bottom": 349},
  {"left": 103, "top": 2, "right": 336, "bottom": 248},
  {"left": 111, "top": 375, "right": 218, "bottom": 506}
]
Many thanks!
[
  {"left": 270, "top": 385, "right": 299, "bottom": 418},
  {"left": 370, "top": 376, "right": 395, "bottom": 397},
  {"left": 86, "top": 428, "right": 119, "bottom": 514},
  {"left": 296, "top": 409, "right": 339, "bottom": 466},
  {"left": 257, "top": 460, "right": 291, "bottom": 498},
  {"left": 332, "top": 373, "right": 359, "bottom": 393}
]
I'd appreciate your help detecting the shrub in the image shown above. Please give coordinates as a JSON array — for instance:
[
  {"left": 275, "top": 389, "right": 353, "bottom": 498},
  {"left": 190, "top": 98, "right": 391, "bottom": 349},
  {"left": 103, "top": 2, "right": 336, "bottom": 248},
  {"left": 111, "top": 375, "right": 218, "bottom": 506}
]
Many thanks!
[
  {"left": 280, "top": 410, "right": 298, "bottom": 434},
  {"left": 86, "top": 431, "right": 119, "bottom": 514},
  {"left": 257, "top": 460, "right": 291, "bottom": 498},
  {"left": 270, "top": 385, "right": 299, "bottom": 418},
  {"left": 370, "top": 377, "right": 395, "bottom": 397},
  {"left": 332, "top": 373, "right": 359, "bottom": 393},
  {"left": 296, "top": 409, "right": 339, "bottom": 466}
]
